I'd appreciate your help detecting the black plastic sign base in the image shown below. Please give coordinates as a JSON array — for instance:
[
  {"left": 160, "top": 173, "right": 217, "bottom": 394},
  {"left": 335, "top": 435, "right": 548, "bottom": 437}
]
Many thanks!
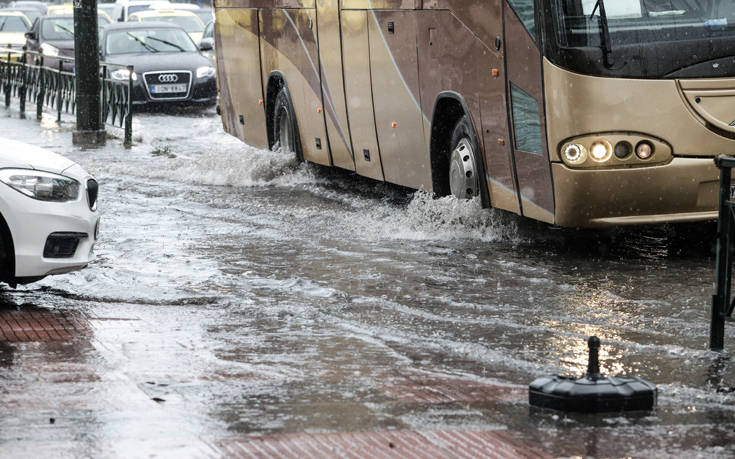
[{"left": 529, "top": 374, "right": 657, "bottom": 413}]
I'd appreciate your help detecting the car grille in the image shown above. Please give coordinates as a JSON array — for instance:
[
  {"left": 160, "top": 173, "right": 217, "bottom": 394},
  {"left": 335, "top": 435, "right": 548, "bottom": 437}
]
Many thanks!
[
  {"left": 43, "top": 232, "right": 87, "bottom": 259},
  {"left": 143, "top": 71, "right": 191, "bottom": 100},
  {"left": 87, "top": 178, "right": 98, "bottom": 211}
]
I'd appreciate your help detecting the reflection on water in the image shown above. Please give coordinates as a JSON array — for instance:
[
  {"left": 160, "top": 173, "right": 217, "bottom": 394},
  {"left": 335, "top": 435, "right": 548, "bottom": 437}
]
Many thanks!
[{"left": 0, "top": 108, "right": 733, "bottom": 456}]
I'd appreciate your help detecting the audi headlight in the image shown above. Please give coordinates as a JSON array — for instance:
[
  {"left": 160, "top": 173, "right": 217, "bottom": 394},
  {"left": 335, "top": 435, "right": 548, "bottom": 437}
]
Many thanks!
[
  {"left": 110, "top": 69, "right": 137, "bottom": 81},
  {"left": 0, "top": 169, "right": 80, "bottom": 202},
  {"left": 196, "top": 66, "right": 215, "bottom": 79},
  {"left": 41, "top": 44, "right": 59, "bottom": 57}
]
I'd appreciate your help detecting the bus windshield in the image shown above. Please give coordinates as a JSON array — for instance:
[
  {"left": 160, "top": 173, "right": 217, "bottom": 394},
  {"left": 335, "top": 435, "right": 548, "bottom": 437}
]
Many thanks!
[{"left": 548, "top": 0, "right": 735, "bottom": 78}]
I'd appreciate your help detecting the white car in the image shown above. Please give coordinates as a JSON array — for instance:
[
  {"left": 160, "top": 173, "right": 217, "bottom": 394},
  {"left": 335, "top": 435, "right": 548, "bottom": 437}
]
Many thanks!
[{"left": 0, "top": 138, "right": 99, "bottom": 287}]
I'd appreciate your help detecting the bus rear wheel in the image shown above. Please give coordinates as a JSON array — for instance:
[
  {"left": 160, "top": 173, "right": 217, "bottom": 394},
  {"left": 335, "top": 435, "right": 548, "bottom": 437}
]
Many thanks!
[
  {"left": 272, "top": 87, "right": 303, "bottom": 161},
  {"left": 448, "top": 116, "right": 482, "bottom": 200}
]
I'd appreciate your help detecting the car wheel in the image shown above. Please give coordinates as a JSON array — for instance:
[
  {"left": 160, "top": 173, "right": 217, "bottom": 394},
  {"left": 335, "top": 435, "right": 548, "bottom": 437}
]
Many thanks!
[
  {"left": 448, "top": 115, "right": 485, "bottom": 201},
  {"left": 0, "top": 213, "right": 14, "bottom": 285},
  {"left": 272, "top": 86, "right": 303, "bottom": 161}
]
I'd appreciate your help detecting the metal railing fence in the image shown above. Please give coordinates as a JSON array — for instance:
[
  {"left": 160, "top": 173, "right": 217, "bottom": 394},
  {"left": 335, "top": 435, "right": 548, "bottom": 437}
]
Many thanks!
[{"left": 0, "top": 48, "right": 133, "bottom": 147}]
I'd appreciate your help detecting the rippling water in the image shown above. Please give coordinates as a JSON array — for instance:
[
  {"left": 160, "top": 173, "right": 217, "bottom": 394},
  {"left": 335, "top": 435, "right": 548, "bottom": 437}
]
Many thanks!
[{"left": 2, "top": 107, "right": 733, "bottom": 456}]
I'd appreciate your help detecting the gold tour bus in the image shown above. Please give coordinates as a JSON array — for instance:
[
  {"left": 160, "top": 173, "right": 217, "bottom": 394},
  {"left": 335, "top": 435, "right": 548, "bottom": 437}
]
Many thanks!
[{"left": 211, "top": 0, "right": 735, "bottom": 227}]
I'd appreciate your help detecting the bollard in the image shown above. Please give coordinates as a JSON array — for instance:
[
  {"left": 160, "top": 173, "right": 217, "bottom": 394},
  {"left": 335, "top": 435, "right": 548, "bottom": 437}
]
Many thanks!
[
  {"left": 100, "top": 65, "right": 107, "bottom": 126},
  {"left": 529, "top": 336, "right": 657, "bottom": 413},
  {"left": 124, "top": 65, "right": 133, "bottom": 148},
  {"left": 18, "top": 52, "right": 26, "bottom": 118},
  {"left": 37, "top": 55, "right": 44, "bottom": 120},
  {"left": 5, "top": 52, "right": 11, "bottom": 108},
  {"left": 57, "top": 59, "right": 62, "bottom": 123}
]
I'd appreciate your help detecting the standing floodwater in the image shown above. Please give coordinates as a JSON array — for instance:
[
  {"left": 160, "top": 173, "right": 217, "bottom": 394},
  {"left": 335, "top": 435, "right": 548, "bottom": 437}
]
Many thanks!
[{"left": 0, "top": 108, "right": 733, "bottom": 457}]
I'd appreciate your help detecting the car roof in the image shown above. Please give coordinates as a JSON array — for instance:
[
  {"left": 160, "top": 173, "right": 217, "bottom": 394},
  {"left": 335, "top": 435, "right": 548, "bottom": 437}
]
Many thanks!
[
  {"left": 0, "top": 11, "right": 29, "bottom": 17},
  {"left": 129, "top": 9, "right": 199, "bottom": 18},
  {"left": 102, "top": 21, "right": 183, "bottom": 32},
  {"left": 41, "top": 14, "right": 74, "bottom": 20}
]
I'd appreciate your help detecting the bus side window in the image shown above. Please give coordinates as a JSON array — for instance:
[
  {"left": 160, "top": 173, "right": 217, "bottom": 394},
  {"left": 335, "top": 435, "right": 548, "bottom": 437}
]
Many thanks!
[{"left": 507, "top": 0, "right": 536, "bottom": 40}]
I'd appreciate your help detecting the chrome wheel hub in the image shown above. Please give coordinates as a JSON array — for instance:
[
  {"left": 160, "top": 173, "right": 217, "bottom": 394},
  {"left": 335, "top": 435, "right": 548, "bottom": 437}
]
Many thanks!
[{"left": 449, "top": 138, "right": 480, "bottom": 199}]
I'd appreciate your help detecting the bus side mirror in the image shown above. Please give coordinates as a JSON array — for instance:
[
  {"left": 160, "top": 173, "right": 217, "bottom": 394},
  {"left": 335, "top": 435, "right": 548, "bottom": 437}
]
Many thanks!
[{"left": 199, "top": 38, "right": 214, "bottom": 51}]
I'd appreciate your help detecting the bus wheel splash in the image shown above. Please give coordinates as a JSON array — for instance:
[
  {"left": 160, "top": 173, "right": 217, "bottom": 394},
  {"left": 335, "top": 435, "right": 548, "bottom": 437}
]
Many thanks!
[{"left": 528, "top": 336, "right": 657, "bottom": 413}]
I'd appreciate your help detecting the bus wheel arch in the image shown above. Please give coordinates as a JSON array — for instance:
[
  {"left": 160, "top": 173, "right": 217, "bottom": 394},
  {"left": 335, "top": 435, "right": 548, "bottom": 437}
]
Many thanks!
[
  {"left": 265, "top": 72, "right": 286, "bottom": 150},
  {"left": 0, "top": 211, "right": 15, "bottom": 287},
  {"left": 266, "top": 73, "right": 304, "bottom": 161},
  {"left": 430, "top": 92, "right": 490, "bottom": 208}
]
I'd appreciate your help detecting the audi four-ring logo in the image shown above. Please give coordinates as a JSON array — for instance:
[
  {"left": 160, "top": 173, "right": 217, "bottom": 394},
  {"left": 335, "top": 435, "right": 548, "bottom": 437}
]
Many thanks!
[{"left": 158, "top": 74, "right": 179, "bottom": 83}]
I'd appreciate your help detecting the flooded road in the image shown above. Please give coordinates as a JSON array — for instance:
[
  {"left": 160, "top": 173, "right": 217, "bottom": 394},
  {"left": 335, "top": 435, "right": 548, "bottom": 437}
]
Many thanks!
[{"left": 1, "top": 107, "right": 734, "bottom": 457}]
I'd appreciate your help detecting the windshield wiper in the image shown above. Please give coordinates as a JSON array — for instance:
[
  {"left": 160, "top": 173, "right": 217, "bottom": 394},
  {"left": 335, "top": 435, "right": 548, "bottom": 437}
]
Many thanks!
[
  {"left": 590, "top": 0, "right": 614, "bottom": 68},
  {"left": 55, "top": 23, "right": 74, "bottom": 36},
  {"left": 126, "top": 32, "right": 159, "bottom": 53},
  {"left": 146, "top": 36, "right": 184, "bottom": 52}
]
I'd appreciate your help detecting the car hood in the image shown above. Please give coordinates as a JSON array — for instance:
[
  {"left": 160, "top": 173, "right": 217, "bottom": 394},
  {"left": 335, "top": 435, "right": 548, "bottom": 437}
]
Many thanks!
[
  {"left": 0, "top": 32, "right": 26, "bottom": 46},
  {"left": 42, "top": 39, "right": 75, "bottom": 55},
  {"left": 0, "top": 137, "right": 76, "bottom": 175},
  {"left": 104, "top": 51, "right": 211, "bottom": 74}
]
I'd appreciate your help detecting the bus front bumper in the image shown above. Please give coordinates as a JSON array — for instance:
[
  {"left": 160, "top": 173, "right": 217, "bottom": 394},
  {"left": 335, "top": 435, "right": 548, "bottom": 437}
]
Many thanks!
[{"left": 552, "top": 157, "right": 720, "bottom": 228}]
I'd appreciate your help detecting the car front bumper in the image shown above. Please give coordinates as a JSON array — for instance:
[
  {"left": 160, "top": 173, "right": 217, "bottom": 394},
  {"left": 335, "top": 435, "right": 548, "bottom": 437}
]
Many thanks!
[
  {"left": 0, "top": 178, "right": 99, "bottom": 280},
  {"left": 131, "top": 75, "right": 216, "bottom": 105}
]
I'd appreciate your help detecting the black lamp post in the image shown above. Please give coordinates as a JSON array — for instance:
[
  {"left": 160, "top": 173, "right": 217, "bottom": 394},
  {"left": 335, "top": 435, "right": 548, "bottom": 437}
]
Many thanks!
[{"left": 72, "top": 0, "right": 106, "bottom": 147}]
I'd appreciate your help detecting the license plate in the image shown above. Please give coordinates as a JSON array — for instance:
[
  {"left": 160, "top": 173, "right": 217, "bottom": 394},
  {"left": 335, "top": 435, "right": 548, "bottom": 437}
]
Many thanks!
[{"left": 151, "top": 84, "right": 186, "bottom": 94}]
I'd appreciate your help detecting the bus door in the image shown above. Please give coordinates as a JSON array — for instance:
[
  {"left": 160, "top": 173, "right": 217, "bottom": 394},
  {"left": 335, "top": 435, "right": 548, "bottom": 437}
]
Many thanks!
[
  {"left": 503, "top": 1, "right": 555, "bottom": 224},
  {"left": 316, "top": 0, "right": 355, "bottom": 171}
]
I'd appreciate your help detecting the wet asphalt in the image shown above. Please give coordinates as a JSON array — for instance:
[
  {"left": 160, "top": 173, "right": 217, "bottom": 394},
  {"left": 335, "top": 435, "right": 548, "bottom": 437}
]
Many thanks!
[{"left": 0, "top": 106, "right": 734, "bottom": 457}]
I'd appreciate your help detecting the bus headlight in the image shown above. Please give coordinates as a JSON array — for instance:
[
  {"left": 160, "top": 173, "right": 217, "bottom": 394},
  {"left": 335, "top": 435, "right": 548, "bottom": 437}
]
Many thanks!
[
  {"left": 589, "top": 140, "right": 612, "bottom": 162},
  {"left": 636, "top": 141, "right": 654, "bottom": 160},
  {"left": 562, "top": 144, "right": 587, "bottom": 165}
]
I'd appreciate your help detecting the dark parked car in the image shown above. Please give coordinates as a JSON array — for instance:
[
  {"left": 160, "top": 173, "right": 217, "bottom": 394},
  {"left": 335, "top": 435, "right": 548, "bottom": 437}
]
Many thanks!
[
  {"left": 99, "top": 22, "right": 216, "bottom": 106},
  {"left": 24, "top": 15, "right": 75, "bottom": 71}
]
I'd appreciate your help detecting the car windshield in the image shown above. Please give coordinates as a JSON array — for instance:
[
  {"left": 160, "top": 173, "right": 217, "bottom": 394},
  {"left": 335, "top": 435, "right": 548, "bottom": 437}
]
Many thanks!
[
  {"left": 99, "top": 4, "right": 121, "bottom": 21},
  {"left": 41, "top": 18, "right": 74, "bottom": 40},
  {"left": 105, "top": 28, "right": 197, "bottom": 54},
  {"left": 552, "top": 0, "right": 735, "bottom": 47},
  {"left": 139, "top": 15, "right": 203, "bottom": 33},
  {"left": 0, "top": 15, "right": 29, "bottom": 32},
  {"left": 128, "top": 5, "right": 154, "bottom": 16}
]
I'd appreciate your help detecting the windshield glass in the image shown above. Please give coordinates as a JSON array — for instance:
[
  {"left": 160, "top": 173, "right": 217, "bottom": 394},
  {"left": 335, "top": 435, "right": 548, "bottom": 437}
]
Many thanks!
[
  {"left": 549, "top": 0, "right": 735, "bottom": 77},
  {"left": 0, "top": 15, "right": 29, "bottom": 32},
  {"left": 553, "top": 0, "right": 735, "bottom": 47},
  {"left": 41, "top": 18, "right": 74, "bottom": 40},
  {"left": 139, "top": 15, "right": 203, "bottom": 33},
  {"left": 105, "top": 28, "right": 197, "bottom": 54},
  {"left": 99, "top": 4, "right": 122, "bottom": 21},
  {"left": 128, "top": 5, "right": 154, "bottom": 16}
]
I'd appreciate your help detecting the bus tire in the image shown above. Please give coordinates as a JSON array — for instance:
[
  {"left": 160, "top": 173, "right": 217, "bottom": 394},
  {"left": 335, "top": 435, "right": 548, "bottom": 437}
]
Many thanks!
[
  {"left": 448, "top": 115, "right": 486, "bottom": 203},
  {"left": 272, "top": 87, "right": 304, "bottom": 162}
]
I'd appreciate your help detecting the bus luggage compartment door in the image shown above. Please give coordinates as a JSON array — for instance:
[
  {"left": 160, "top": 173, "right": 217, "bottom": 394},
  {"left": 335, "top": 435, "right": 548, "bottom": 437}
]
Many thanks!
[
  {"left": 215, "top": 8, "right": 268, "bottom": 149},
  {"left": 368, "top": 11, "right": 430, "bottom": 190},
  {"left": 342, "top": 9, "right": 384, "bottom": 181},
  {"left": 316, "top": 0, "right": 356, "bottom": 171}
]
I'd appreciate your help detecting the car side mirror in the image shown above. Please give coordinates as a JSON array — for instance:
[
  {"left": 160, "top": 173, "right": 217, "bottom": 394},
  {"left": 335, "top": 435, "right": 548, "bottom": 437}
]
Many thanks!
[{"left": 199, "top": 38, "right": 214, "bottom": 52}]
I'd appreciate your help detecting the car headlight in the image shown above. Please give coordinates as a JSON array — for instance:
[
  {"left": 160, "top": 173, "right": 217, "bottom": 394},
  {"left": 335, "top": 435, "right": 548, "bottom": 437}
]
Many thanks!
[
  {"left": 196, "top": 66, "right": 215, "bottom": 79},
  {"left": 110, "top": 68, "right": 137, "bottom": 81},
  {"left": 0, "top": 169, "right": 80, "bottom": 202},
  {"left": 41, "top": 44, "right": 59, "bottom": 57}
]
